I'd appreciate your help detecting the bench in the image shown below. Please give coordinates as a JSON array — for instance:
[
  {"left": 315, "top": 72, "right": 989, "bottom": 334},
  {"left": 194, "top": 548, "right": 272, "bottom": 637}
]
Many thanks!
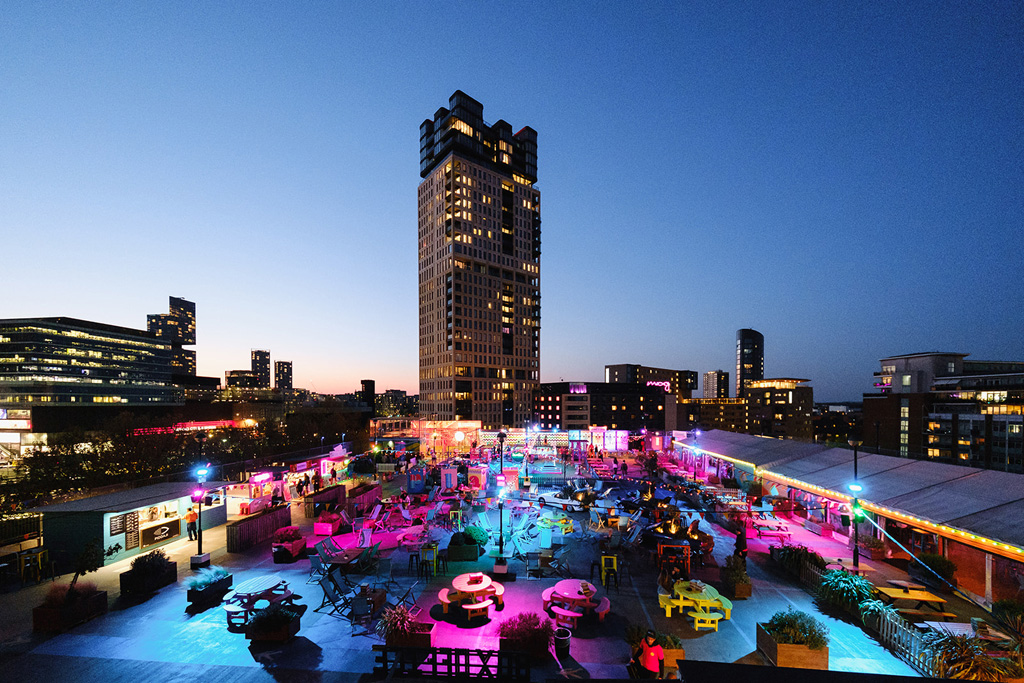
[
  {"left": 596, "top": 596, "right": 611, "bottom": 622},
  {"left": 482, "top": 582, "right": 505, "bottom": 607},
  {"left": 658, "top": 591, "right": 677, "bottom": 617},
  {"left": 438, "top": 588, "right": 452, "bottom": 614},
  {"left": 714, "top": 595, "right": 733, "bottom": 619},
  {"left": 688, "top": 609, "right": 724, "bottom": 632},
  {"left": 898, "top": 608, "right": 958, "bottom": 622},
  {"left": 542, "top": 586, "right": 556, "bottom": 610},
  {"left": 223, "top": 602, "right": 248, "bottom": 628},
  {"left": 551, "top": 605, "right": 583, "bottom": 628},
  {"left": 463, "top": 598, "right": 493, "bottom": 622}
]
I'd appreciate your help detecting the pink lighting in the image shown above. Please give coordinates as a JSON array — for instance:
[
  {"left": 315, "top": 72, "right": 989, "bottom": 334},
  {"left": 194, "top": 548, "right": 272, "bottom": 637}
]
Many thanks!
[
  {"left": 251, "top": 473, "right": 272, "bottom": 483},
  {"left": 646, "top": 380, "right": 671, "bottom": 392},
  {"left": 569, "top": 383, "right": 587, "bottom": 394}
]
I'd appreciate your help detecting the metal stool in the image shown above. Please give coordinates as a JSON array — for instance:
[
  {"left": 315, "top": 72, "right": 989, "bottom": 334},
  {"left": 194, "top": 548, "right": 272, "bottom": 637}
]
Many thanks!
[
  {"left": 437, "top": 549, "right": 449, "bottom": 575},
  {"left": 407, "top": 550, "right": 421, "bottom": 575},
  {"left": 418, "top": 559, "right": 434, "bottom": 580},
  {"left": 604, "top": 568, "right": 619, "bottom": 591},
  {"left": 589, "top": 560, "right": 600, "bottom": 583}
]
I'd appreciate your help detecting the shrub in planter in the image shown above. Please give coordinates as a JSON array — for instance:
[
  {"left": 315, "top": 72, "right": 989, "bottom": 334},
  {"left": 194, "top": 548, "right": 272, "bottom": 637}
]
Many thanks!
[
  {"left": 185, "top": 566, "right": 233, "bottom": 606},
  {"left": 858, "top": 598, "right": 898, "bottom": 627},
  {"left": 772, "top": 544, "right": 826, "bottom": 576},
  {"left": 723, "top": 554, "right": 752, "bottom": 599},
  {"left": 376, "top": 604, "right": 435, "bottom": 648},
  {"left": 314, "top": 512, "right": 342, "bottom": 536},
  {"left": 922, "top": 631, "right": 1006, "bottom": 681},
  {"left": 911, "top": 553, "right": 958, "bottom": 587},
  {"left": 447, "top": 530, "right": 482, "bottom": 561},
  {"left": 33, "top": 580, "right": 108, "bottom": 633},
  {"left": 817, "top": 569, "right": 874, "bottom": 613},
  {"left": 245, "top": 603, "right": 302, "bottom": 642},
  {"left": 120, "top": 548, "right": 177, "bottom": 595},
  {"left": 498, "top": 612, "right": 554, "bottom": 656},
  {"left": 757, "top": 608, "right": 829, "bottom": 669},
  {"left": 272, "top": 526, "right": 306, "bottom": 561},
  {"left": 463, "top": 525, "right": 489, "bottom": 546}
]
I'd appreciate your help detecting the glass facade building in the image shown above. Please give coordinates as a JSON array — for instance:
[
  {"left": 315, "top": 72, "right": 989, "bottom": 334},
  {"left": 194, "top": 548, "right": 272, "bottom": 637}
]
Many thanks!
[
  {"left": 147, "top": 296, "right": 196, "bottom": 376},
  {"left": 418, "top": 91, "right": 540, "bottom": 428},
  {"left": 0, "top": 318, "right": 175, "bottom": 406},
  {"left": 274, "top": 361, "right": 293, "bottom": 391},
  {"left": 251, "top": 350, "right": 271, "bottom": 389},
  {"left": 736, "top": 328, "right": 764, "bottom": 398}
]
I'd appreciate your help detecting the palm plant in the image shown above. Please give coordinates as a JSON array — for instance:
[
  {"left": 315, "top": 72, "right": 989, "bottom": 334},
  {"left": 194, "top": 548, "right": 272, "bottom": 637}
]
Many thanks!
[
  {"left": 857, "top": 598, "right": 897, "bottom": 627},
  {"left": 763, "top": 608, "right": 829, "bottom": 650},
  {"left": 922, "top": 631, "right": 1005, "bottom": 681},
  {"left": 817, "top": 569, "right": 875, "bottom": 612}
]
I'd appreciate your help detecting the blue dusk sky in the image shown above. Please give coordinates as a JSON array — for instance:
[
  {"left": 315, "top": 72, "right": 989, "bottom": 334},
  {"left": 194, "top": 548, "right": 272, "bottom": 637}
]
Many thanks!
[{"left": 3, "top": 2, "right": 1022, "bottom": 402}]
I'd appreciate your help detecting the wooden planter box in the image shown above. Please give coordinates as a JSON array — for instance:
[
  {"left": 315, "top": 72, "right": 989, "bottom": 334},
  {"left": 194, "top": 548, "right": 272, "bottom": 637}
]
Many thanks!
[
  {"left": 313, "top": 520, "right": 341, "bottom": 536},
  {"left": 447, "top": 543, "right": 482, "bottom": 562},
  {"left": 273, "top": 538, "right": 307, "bottom": 558},
  {"left": 120, "top": 562, "right": 178, "bottom": 596},
  {"left": 32, "top": 590, "right": 108, "bottom": 633},
  {"left": 186, "top": 574, "right": 233, "bottom": 607},
  {"left": 858, "top": 545, "right": 886, "bottom": 561},
  {"left": 724, "top": 579, "right": 753, "bottom": 599},
  {"left": 663, "top": 648, "right": 686, "bottom": 674},
  {"left": 803, "top": 519, "right": 833, "bottom": 538},
  {"left": 245, "top": 615, "right": 301, "bottom": 643},
  {"left": 756, "top": 623, "right": 829, "bottom": 670},
  {"left": 387, "top": 622, "right": 436, "bottom": 649}
]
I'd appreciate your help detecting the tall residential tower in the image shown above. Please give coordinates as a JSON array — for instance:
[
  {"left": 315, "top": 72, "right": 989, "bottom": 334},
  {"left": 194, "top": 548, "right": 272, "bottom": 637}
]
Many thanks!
[
  {"left": 736, "top": 329, "right": 764, "bottom": 398},
  {"left": 418, "top": 91, "right": 540, "bottom": 428}
]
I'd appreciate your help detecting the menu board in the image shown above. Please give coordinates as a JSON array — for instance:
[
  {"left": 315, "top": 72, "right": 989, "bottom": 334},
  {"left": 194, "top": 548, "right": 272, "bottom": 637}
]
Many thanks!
[
  {"left": 125, "top": 511, "right": 140, "bottom": 550},
  {"left": 109, "top": 513, "right": 125, "bottom": 536}
]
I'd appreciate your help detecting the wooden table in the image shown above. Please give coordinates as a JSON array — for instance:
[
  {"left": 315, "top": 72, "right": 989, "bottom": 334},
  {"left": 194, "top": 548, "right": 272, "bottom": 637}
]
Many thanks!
[
  {"left": 232, "top": 574, "right": 291, "bottom": 610},
  {"left": 326, "top": 547, "right": 363, "bottom": 568},
  {"left": 826, "top": 559, "right": 876, "bottom": 575},
  {"left": 673, "top": 580, "right": 721, "bottom": 611},
  {"left": 875, "top": 586, "right": 948, "bottom": 610},
  {"left": 887, "top": 579, "right": 926, "bottom": 591},
  {"left": 553, "top": 578, "right": 598, "bottom": 605},
  {"left": 452, "top": 572, "right": 492, "bottom": 597},
  {"left": 923, "top": 621, "right": 1012, "bottom": 642}
]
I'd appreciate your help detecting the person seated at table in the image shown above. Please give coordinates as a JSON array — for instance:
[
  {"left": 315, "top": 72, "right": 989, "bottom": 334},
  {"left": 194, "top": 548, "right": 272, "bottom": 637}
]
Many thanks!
[
  {"left": 658, "top": 565, "right": 684, "bottom": 593},
  {"left": 399, "top": 489, "right": 411, "bottom": 507}
]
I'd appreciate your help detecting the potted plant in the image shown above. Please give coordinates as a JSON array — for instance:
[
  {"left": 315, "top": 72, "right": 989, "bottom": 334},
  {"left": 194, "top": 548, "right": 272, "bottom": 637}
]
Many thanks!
[
  {"left": 32, "top": 538, "right": 116, "bottom": 633},
  {"left": 625, "top": 623, "right": 685, "bottom": 675},
  {"left": 245, "top": 602, "right": 303, "bottom": 643},
  {"left": 858, "top": 536, "right": 886, "bottom": 560},
  {"left": 272, "top": 526, "right": 307, "bottom": 561},
  {"left": 120, "top": 548, "right": 177, "bottom": 596},
  {"left": 376, "top": 604, "right": 435, "bottom": 648},
  {"left": 910, "top": 553, "right": 958, "bottom": 590},
  {"left": 857, "top": 598, "right": 898, "bottom": 630},
  {"left": 723, "top": 554, "right": 752, "bottom": 599},
  {"left": 922, "top": 631, "right": 1007, "bottom": 681},
  {"left": 185, "top": 565, "right": 233, "bottom": 607},
  {"left": 313, "top": 512, "right": 342, "bottom": 536},
  {"left": 817, "top": 569, "right": 874, "bottom": 614},
  {"left": 756, "top": 608, "right": 830, "bottom": 669},
  {"left": 498, "top": 612, "right": 554, "bottom": 656},
  {"left": 448, "top": 530, "right": 484, "bottom": 562}
]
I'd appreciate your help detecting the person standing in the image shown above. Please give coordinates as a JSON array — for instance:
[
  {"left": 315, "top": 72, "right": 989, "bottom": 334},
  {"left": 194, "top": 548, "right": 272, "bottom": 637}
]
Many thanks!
[
  {"left": 621, "top": 460, "right": 628, "bottom": 478},
  {"left": 185, "top": 506, "right": 198, "bottom": 541},
  {"left": 632, "top": 630, "right": 664, "bottom": 679}
]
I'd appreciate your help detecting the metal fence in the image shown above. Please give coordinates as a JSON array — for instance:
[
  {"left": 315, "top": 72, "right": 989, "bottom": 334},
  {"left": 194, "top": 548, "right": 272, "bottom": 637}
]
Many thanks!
[{"left": 372, "top": 645, "right": 531, "bottom": 681}]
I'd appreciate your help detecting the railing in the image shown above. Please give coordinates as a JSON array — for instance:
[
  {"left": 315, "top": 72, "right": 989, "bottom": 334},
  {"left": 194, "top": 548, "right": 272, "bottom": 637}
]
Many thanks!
[
  {"left": 869, "top": 611, "right": 940, "bottom": 678},
  {"left": 372, "top": 645, "right": 530, "bottom": 681},
  {"left": 0, "top": 512, "right": 42, "bottom": 547},
  {"left": 225, "top": 504, "right": 292, "bottom": 553},
  {"left": 798, "top": 561, "right": 827, "bottom": 590},
  {"left": 346, "top": 483, "right": 381, "bottom": 517},
  {"left": 302, "top": 484, "right": 346, "bottom": 519}
]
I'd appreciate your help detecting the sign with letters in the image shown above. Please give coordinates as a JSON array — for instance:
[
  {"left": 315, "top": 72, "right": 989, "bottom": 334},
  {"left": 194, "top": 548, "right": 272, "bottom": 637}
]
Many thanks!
[{"left": 141, "top": 518, "right": 180, "bottom": 548}]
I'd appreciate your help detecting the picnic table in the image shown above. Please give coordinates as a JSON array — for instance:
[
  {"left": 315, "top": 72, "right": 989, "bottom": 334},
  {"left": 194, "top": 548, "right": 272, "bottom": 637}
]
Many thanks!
[
  {"left": 887, "top": 579, "right": 926, "bottom": 591},
  {"left": 553, "top": 578, "right": 598, "bottom": 606},
  {"left": 232, "top": 574, "right": 292, "bottom": 609},
  {"left": 673, "top": 580, "right": 721, "bottom": 611},
  {"left": 452, "top": 572, "right": 492, "bottom": 598},
  {"left": 875, "top": 585, "right": 948, "bottom": 611},
  {"left": 825, "top": 559, "right": 876, "bottom": 575}
]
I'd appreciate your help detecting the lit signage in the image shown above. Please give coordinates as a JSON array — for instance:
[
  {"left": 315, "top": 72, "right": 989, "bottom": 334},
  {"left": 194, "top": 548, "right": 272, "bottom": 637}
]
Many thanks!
[
  {"left": 0, "top": 419, "right": 31, "bottom": 430},
  {"left": 251, "top": 473, "right": 272, "bottom": 483},
  {"left": 646, "top": 381, "right": 672, "bottom": 392},
  {"left": 569, "top": 384, "right": 587, "bottom": 394},
  {"left": 141, "top": 518, "right": 181, "bottom": 547}
]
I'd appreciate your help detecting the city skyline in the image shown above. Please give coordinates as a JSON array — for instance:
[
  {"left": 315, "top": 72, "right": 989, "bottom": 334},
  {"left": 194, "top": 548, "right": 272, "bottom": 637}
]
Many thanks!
[{"left": 4, "top": 3, "right": 1022, "bottom": 402}]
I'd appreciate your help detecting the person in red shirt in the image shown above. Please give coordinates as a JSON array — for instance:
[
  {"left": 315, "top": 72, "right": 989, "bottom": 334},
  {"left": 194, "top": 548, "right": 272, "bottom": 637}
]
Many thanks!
[
  {"left": 632, "top": 630, "right": 664, "bottom": 678},
  {"left": 184, "top": 507, "right": 198, "bottom": 541}
]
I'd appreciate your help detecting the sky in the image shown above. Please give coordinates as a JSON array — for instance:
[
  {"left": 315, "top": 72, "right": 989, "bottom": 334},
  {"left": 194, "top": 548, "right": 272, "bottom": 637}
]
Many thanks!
[{"left": 2, "top": 2, "right": 1022, "bottom": 402}]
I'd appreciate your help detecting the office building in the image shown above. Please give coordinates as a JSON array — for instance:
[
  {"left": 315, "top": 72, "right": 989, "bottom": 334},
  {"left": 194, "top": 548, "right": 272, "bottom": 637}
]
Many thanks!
[
  {"left": 225, "top": 370, "right": 258, "bottom": 388},
  {"left": 0, "top": 317, "right": 174, "bottom": 407},
  {"left": 274, "top": 361, "right": 293, "bottom": 391},
  {"left": 533, "top": 381, "right": 670, "bottom": 432},
  {"left": 147, "top": 296, "right": 196, "bottom": 375},
  {"left": 703, "top": 370, "right": 729, "bottom": 399},
  {"left": 360, "top": 379, "right": 376, "bottom": 416},
  {"left": 677, "top": 378, "right": 813, "bottom": 441},
  {"left": 735, "top": 329, "right": 764, "bottom": 398},
  {"left": 418, "top": 91, "right": 540, "bottom": 428},
  {"left": 605, "top": 364, "right": 697, "bottom": 400}
]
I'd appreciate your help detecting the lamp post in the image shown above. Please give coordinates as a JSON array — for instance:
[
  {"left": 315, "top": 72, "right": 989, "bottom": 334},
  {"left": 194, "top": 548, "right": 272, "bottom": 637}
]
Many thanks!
[
  {"left": 191, "top": 465, "right": 210, "bottom": 569},
  {"left": 849, "top": 439, "right": 863, "bottom": 569},
  {"left": 497, "top": 430, "right": 507, "bottom": 557}
]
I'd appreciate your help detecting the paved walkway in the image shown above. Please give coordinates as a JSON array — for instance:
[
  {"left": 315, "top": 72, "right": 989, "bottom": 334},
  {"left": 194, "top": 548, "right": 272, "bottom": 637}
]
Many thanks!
[{"left": 0, "top": 459, "right": 937, "bottom": 681}]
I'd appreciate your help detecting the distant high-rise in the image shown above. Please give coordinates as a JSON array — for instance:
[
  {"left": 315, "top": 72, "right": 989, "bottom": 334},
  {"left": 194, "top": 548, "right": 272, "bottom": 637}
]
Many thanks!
[
  {"left": 360, "top": 379, "right": 376, "bottom": 416},
  {"left": 274, "top": 361, "right": 293, "bottom": 391},
  {"left": 605, "top": 364, "right": 698, "bottom": 400},
  {"left": 417, "top": 91, "right": 540, "bottom": 428},
  {"left": 736, "top": 329, "right": 764, "bottom": 398},
  {"left": 703, "top": 370, "right": 729, "bottom": 399},
  {"left": 147, "top": 296, "right": 196, "bottom": 375},
  {"left": 251, "top": 350, "right": 271, "bottom": 389}
]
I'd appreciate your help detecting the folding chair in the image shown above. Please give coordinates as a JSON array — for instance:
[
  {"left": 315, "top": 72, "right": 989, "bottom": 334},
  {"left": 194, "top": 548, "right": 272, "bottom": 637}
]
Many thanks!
[
  {"left": 316, "top": 576, "right": 349, "bottom": 617},
  {"left": 348, "top": 594, "right": 373, "bottom": 636},
  {"left": 308, "top": 554, "right": 329, "bottom": 584},
  {"left": 391, "top": 580, "right": 422, "bottom": 616},
  {"left": 374, "top": 557, "right": 398, "bottom": 590},
  {"left": 322, "top": 536, "right": 343, "bottom": 554},
  {"left": 399, "top": 507, "right": 414, "bottom": 526},
  {"left": 358, "top": 527, "right": 373, "bottom": 548},
  {"left": 550, "top": 547, "right": 571, "bottom": 578}
]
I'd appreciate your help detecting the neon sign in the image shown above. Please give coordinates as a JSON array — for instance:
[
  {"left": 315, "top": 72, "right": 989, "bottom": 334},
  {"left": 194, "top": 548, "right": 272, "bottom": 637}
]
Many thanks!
[{"left": 646, "top": 381, "right": 671, "bottom": 392}]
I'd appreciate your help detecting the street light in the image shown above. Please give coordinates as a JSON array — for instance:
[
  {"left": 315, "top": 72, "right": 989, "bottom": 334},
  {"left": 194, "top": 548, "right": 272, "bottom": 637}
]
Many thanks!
[
  {"left": 191, "top": 464, "right": 210, "bottom": 568},
  {"left": 496, "top": 430, "right": 507, "bottom": 557},
  {"left": 849, "top": 439, "right": 863, "bottom": 569}
]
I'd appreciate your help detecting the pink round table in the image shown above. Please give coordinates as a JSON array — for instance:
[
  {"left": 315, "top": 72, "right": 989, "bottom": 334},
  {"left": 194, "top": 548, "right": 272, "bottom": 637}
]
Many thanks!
[
  {"left": 452, "top": 572, "right": 492, "bottom": 596},
  {"left": 553, "top": 578, "right": 596, "bottom": 603}
]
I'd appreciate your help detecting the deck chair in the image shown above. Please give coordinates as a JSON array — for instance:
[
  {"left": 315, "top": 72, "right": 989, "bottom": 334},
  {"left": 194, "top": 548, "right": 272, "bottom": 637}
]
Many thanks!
[
  {"left": 308, "top": 554, "right": 329, "bottom": 584},
  {"left": 374, "top": 557, "right": 397, "bottom": 590},
  {"left": 588, "top": 509, "right": 605, "bottom": 533},
  {"left": 550, "top": 547, "right": 571, "bottom": 578},
  {"left": 427, "top": 486, "right": 438, "bottom": 503},
  {"left": 316, "top": 541, "right": 338, "bottom": 565},
  {"left": 316, "top": 576, "right": 349, "bottom": 617},
  {"left": 322, "top": 535, "right": 343, "bottom": 554},
  {"left": 348, "top": 594, "right": 373, "bottom": 636},
  {"left": 390, "top": 580, "right": 422, "bottom": 616},
  {"left": 476, "top": 511, "right": 493, "bottom": 534},
  {"left": 399, "top": 506, "right": 413, "bottom": 525},
  {"left": 526, "top": 551, "right": 543, "bottom": 579},
  {"left": 358, "top": 527, "right": 373, "bottom": 548},
  {"left": 425, "top": 507, "right": 438, "bottom": 525}
]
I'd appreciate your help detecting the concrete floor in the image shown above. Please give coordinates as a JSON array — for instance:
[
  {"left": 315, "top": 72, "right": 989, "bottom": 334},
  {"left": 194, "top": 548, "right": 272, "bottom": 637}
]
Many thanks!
[{"left": 0, "top": 457, "right": 944, "bottom": 681}]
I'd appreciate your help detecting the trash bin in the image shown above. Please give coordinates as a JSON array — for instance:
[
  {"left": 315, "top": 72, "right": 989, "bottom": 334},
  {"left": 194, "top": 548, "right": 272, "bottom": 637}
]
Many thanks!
[{"left": 554, "top": 627, "right": 571, "bottom": 656}]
